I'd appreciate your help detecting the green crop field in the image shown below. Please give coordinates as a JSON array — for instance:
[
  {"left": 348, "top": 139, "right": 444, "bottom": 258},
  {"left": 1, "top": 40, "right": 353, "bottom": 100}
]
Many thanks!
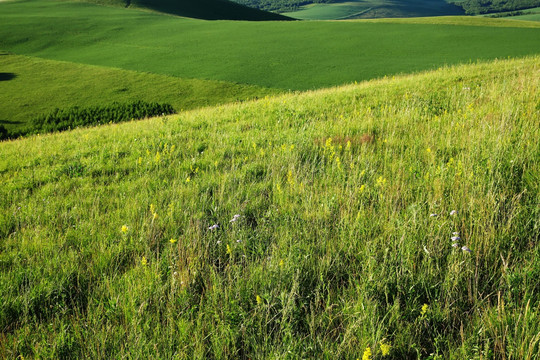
[
  {"left": 1, "top": 0, "right": 540, "bottom": 94},
  {"left": 0, "top": 54, "right": 280, "bottom": 134},
  {"left": 1, "top": 55, "right": 539, "bottom": 359},
  {"left": 283, "top": 0, "right": 464, "bottom": 20}
]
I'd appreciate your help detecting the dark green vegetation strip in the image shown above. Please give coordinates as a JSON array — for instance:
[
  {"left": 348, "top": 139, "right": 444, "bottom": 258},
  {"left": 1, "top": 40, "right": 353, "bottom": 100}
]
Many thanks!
[
  {"left": 32, "top": 101, "right": 173, "bottom": 134},
  {"left": 1, "top": 0, "right": 540, "bottom": 91},
  {"left": 0, "top": 54, "right": 281, "bottom": 133},
  {"left": 1, "top": 56, "right": 539, "bottom": 358},
  {"left": 232, "top": 0, "right": 335, "bottom": 12},
  {"left": 1, "top": 101, "right": 175, "bottom": 139}
]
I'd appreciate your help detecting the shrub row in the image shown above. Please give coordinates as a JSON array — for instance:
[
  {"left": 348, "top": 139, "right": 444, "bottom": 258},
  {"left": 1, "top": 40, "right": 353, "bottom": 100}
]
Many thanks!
[{"left": 31, "top": 101, "right": 175, "bottom": 134}]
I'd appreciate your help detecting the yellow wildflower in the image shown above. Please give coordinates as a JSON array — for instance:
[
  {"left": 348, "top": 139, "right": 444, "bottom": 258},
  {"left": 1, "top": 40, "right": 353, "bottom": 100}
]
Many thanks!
[
  {"left": 362, "top": 347, "right": 372, "bottom": 360},
  {"left": 426, "top": 147, "right": 431, "bottom": 153},
  {"left": 279, "top": 259, "right": 284, "bottom": 269},
  {"left": 421, "top": 303, "right": 429, "bottom": 316},
  {"left": 359, "top": 184, "right": 366, "bottom": 193},
  {"left": 169, "top": 238, "right": 177, "bottom": 244},
  {"left": 380, "top": 341, "right": 391, "bottom": 357},
  {"left": 256, "top": 295, "right": 263, "bottom": 305},
  {"left": 141, "top": 256, "right": 148, "bottom": 266},
  {"left": 226, "top": 244, "right": 232, "bottom": 255},
  {"left": 121, "top": 225, "right": 129, "bottom": 233}
]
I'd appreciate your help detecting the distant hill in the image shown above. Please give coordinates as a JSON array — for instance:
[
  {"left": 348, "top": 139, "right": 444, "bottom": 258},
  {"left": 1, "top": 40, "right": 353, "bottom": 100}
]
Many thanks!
[
  {"left": 234, "top": 0, "right": 540, "bottom": 19},
  {"left": 85, "top": 0, "right": 294, "bottom": 20}
]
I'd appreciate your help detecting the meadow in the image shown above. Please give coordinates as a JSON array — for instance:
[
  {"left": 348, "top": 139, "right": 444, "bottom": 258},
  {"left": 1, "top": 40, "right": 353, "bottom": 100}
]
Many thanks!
[
  {"left": 1, "top": 56, "right": 539, "bottom": 359},
  {"left": 1, "top": 0, "right": 539, "bottom": 93},
  {"left": 0, "top": 54, "right": 280, "bottom": 134}
]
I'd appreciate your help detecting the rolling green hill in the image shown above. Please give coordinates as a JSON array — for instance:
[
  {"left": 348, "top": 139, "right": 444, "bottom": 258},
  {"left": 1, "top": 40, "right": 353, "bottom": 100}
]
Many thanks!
[
  {"left": 1, "top": 0, "right": 539, "bottom": 92},
  {"left": 0, "top": 54, "right": 281, "bottom": 135},
  {"left": 1, "top": 56, "right": 539, "bottom": 359},
  {"left": 83, "top": 0, "right": 293, "bottom": 20}
]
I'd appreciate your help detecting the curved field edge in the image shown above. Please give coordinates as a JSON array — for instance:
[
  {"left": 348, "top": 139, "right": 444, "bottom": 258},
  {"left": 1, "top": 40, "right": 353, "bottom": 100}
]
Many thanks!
[
  {"left": 1, "top": 57, "right": 539, "bottom": 358},
  {"left": 0, "top": 54, "right": 282, "bottom": 133}
]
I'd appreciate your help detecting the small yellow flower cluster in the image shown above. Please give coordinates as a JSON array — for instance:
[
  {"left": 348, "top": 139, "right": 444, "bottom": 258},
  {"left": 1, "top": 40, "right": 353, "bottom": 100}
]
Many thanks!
[
  {"left": 150, "top": 204, "right": 158, "bottom": 221},
  {"left": 362, "top": 347, "right": 372, "bottom": 360},
  {"left": 375, "top": 176, "right": 387, "bottom": 188},
  {"left": 256, "top": 295, "right": 263, "bottom": 305},
  {"left": 421, "top": 303, "right": 429, "bottom": 317}
]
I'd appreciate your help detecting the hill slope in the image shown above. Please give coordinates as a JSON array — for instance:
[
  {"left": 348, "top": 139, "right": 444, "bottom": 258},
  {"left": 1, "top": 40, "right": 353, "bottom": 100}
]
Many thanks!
[
  {"left": 1, "top": 0, "right": 539, "bottom": 91},
  {"left": 1, "top": 57, "right": 539, "bottom": 359},
  {"left": 0, "top": 54, "right": 281, "bottom": 135},
  {"left": 85, "top": 0, "right": 293, "bottom": 20}
]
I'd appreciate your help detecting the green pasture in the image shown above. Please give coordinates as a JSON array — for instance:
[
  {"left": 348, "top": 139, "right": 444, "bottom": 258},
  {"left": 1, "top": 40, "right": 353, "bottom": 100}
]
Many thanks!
[
  {"left": 283, "top": 0, "right": 464, "bottom": 20},
  {"left": 0, "top": 54, "right": 280, "bottom": 133},
  {"left": 1, "top": 56, "right": 539, "bottom": 359},
  {"left": 1, "top": 0, "right": 540, "bottom": 92},
  {"left": 513, "top": 7, "right": 540, "bottom": 21}
]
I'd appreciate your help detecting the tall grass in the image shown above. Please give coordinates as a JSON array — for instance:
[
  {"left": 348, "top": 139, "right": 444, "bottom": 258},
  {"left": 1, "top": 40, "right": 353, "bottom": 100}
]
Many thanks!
[{"left": 0, "top": 57, "right": 539, "bottom": 359}]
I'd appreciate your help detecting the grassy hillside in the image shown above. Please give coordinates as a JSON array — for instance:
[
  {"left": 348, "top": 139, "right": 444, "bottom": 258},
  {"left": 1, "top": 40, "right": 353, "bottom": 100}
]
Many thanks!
[
  {"left": 1, "top": 56, "right": 539, "bottom": 359},
  {"left": 81, "top": 0, "right": 293, "bottom": 20},
  {"left": 283, "top": 0, "right": 464, "bottom": 20},
  {"left": 0, "top": 54, "right": 281, "bottom": 134},
  {"left": 1, "top": 0, "right": 540, "bottom": 92}
]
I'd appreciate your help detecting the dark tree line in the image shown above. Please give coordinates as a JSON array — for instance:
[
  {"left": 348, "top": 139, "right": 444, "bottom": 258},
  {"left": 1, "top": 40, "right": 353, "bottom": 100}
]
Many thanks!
[
  {"left": 452, "top": 0, "right": 540, "bottom": 14},
  {"left": 231, "top": 0, "right": 335, "bottom": 12}
]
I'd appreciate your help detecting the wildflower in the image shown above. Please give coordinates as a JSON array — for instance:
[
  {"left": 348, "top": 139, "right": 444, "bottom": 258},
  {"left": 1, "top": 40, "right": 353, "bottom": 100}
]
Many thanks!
[
  {"left": 217, "top": 241, "right": 222, "bottom": 244},
  {"left": 226, "top": 244, "right": 232, "bottom": 255},
  {"left": 452, "top": 243, "right": 459, "bottom": 248},
  {"left": 236, "top": 239, "right": 242, "bottom": 243},
  {"left": 362, "top": 347, "right": 372, "bottom": 360},
  {"left": 452, "top": 231, "right": 460, "bottom": 236},
  {"left": 141, "top": 256, "right": 148, "bottom": 266},
  {"left": 208, "top": 224, "right": 219, "bottom": 230},
  {"left": 430, "top": 213, "right": 438, "bottom": 217},
  {"left": 421, "top": 303, "right": 429, "bottom": 316},
  {"left": 279, "top": 259, "right": 284, "bottom": 269},
  {"left": 451, "top": 236, "right": 461, "bottom": 241},
  {"left": 121, "top": 225, "right": 129, "bottom": 233},
  {"left": 153, "top": 212, "right": 158, "bottom": 221},
  {"left": 426, "top": 147, "right": 431, "bottom": 153},
  {"left": 359, "top": 184, "right": 366, "bottom": 193},
  {"left": 461, "top": 246, "right": 472, "bottom": 253},
  {"left": 375, "top": 176, "right": 387, "bottom": 187},
  {"left": 229, "top": 214, "right": 241, "bottom": 223},
  {"left": 450, "top": 210, "right": 458, "bottom": 216},
  {"left": 169, "top": 238, "right": 177, "bottom": 244},
  {"left": 380, "top": 342, "right": 391, "bottom": 357},
  {"left": 256, "top": 295, "right": 263, "bottom": 305},
  {"left": 186, "top": 177, "right": 191, "bottom": 183}
]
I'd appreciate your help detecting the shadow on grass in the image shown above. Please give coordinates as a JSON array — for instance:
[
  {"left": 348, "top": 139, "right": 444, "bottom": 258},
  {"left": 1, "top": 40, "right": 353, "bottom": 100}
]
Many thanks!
[{"left": 0, "top": 73, "right": 17, "bottom": 81}]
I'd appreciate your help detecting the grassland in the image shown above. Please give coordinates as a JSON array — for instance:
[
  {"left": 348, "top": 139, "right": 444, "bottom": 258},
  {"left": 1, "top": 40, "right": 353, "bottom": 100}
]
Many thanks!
[
  {"left": 1, "top": 0, "right": 540, "bottom": 92},
  {"left": 1, "top": 56, "right": 539, "bottom": 359},
  {"left": 0, "top": 53, "right": 281, "bottom": 133},
  {"left": 283, "top": 0, "right": 464, "bottom": 20}
]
